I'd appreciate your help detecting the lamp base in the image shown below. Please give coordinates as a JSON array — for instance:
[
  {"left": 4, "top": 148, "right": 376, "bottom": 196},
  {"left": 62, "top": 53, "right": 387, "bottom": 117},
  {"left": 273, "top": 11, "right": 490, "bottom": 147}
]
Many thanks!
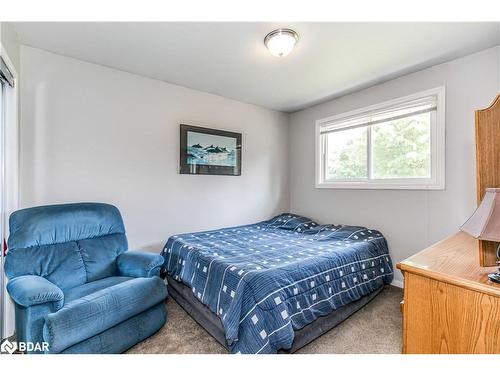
[{"left": 488, "top": 273, "right": 500, "bottom": 283}]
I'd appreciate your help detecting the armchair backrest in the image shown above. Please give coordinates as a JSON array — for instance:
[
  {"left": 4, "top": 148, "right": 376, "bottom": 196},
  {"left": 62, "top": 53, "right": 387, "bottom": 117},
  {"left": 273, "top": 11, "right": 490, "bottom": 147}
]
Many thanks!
[{"left": 4, "top": 203, "right": 128, "bottom": 289}]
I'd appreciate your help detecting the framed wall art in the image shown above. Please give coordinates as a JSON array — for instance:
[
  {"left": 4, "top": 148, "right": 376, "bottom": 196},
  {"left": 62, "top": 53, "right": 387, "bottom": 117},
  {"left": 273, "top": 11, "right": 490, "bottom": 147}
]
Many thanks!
[{"left": 179, "top": 124, "right": 242, "bottom": 176}]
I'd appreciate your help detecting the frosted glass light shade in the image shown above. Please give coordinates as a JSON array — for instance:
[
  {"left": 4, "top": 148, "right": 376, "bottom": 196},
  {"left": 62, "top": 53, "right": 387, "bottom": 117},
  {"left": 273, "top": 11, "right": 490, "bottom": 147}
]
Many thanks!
[
  {"left": 264, "top": 29, "right": 299, "bottom": 58},
  {"left": 461, "top": 188, "right": 500, "bottom": 242}
]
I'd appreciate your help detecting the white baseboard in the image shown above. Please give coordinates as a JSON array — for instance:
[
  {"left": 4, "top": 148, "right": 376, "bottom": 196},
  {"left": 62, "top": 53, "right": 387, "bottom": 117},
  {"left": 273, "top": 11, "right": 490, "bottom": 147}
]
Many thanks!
[{"left": 391, "top": 279, "right": 403, "bottom": 289}]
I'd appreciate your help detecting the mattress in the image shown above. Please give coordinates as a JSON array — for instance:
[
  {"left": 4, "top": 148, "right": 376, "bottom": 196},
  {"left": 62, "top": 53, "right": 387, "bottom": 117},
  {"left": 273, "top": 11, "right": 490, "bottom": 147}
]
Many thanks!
[{"left": 161, "top": 213, "right": 393, "bottom": 353}]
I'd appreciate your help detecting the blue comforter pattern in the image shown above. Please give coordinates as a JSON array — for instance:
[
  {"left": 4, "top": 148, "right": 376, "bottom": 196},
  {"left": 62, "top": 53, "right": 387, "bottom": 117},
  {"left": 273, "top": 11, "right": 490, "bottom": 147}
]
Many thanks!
[{"left": 161, "top": 214, "right": 393, "bottom": 354}]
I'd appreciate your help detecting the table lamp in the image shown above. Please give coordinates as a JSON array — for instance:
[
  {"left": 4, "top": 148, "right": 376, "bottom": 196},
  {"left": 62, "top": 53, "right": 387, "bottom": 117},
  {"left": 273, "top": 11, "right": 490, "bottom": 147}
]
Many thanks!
[{"left": 460, "top": 188, "right": 500, "bottom": 283}]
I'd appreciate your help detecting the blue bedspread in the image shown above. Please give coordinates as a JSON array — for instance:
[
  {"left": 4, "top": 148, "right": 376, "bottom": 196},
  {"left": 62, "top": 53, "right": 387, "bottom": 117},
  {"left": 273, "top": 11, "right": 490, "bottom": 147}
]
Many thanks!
[{"left": 161, "top": 214, "right": 393, "bottom": 354}]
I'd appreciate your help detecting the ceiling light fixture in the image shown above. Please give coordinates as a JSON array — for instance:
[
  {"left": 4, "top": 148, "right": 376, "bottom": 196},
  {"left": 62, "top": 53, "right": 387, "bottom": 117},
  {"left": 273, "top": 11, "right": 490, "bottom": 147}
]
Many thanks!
[{"left": 264, "top": 28, "right": 299, "bottom": 58}]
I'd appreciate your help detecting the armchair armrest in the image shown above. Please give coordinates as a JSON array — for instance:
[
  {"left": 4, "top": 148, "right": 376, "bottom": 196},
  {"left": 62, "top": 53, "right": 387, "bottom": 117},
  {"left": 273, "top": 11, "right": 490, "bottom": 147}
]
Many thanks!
[
  {"left": 7, "top": 275, "right": 64, "bottom": 310},
  {"left": 117, "top": 251, "right": 165, "bottom": 278}
]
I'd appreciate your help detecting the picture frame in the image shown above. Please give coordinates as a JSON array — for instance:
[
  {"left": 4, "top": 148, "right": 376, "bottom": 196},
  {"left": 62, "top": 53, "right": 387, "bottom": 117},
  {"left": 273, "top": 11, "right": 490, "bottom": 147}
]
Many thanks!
[{"left": 179, "top": 124, "right": 242, "bottom": 175}]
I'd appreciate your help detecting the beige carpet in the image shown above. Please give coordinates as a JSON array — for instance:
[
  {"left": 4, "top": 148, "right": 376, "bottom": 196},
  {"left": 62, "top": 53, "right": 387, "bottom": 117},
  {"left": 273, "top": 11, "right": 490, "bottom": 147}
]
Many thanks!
[{"left": 128, "top": 285, "right": 402, "bottom": 354}]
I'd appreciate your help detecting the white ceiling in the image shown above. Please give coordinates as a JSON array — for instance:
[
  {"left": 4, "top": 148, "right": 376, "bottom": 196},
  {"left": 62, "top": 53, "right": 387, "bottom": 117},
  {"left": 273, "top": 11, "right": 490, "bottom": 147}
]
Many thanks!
[{"left": 12, "top": 22, "right": 500, "bottom": 112}]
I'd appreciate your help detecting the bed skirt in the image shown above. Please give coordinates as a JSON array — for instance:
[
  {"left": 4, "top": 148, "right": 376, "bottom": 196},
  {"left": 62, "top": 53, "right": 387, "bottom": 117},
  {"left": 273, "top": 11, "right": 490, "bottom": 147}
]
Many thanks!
[{"left": 166, "top": 275, "right": 383, "bottom": 353}]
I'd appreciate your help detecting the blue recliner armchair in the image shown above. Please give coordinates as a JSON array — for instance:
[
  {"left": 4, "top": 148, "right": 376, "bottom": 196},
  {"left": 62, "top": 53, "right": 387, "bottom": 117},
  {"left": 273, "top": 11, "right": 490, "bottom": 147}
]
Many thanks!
[{"left": 4, "top": 202, "right": 168, "bottom": 354}]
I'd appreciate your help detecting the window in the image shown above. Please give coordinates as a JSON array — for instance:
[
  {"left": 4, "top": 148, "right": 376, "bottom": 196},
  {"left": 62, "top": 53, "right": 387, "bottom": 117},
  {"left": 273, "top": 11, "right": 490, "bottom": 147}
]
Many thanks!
[{"left": 315, "top": 87, "right": 445, "bottom": 189}]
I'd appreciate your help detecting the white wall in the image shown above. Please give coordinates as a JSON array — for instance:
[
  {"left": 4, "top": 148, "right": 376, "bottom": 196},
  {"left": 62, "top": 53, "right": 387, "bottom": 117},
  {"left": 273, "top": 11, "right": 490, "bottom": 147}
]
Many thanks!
[
  {"left": 1, "top": 23, "right": 20, "bottom": 73},
  {"left": 289, "top": 46, "right": 500, "bottom": 285},
  {"left": 20, "top": 46, "right": 290, "bottom": 252}
]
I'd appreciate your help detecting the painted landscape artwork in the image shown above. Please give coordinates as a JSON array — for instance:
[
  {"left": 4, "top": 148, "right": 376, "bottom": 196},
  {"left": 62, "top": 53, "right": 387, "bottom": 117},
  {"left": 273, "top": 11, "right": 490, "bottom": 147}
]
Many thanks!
[
  {"left": 180, "top": 124, "right": 241, "bottom": 175},
  {"left": 187, "top": 131, "right": 237, "bottom": 167}
]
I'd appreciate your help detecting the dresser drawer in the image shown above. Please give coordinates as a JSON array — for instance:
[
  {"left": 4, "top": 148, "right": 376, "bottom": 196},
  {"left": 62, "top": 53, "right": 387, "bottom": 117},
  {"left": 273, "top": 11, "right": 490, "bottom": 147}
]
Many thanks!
[{"left": 403, "top": 272, "right": 500, "bottom": 354}]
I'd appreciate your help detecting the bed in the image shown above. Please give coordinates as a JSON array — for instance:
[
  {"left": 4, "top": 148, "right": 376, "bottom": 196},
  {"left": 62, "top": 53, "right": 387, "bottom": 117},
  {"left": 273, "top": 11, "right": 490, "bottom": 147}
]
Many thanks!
[{"left": 160, "top": 213, "right": 393, "bottom": 354}]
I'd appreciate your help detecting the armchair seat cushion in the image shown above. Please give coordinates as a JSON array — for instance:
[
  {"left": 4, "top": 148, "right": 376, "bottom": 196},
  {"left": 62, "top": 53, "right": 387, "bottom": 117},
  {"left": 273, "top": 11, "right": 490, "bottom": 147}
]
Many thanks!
[
  {"left": 43, "top": 276, "right": 167, "bottom": 353},
  {"left": 63, "top": 276, "right": 133, "bottom": 303}
]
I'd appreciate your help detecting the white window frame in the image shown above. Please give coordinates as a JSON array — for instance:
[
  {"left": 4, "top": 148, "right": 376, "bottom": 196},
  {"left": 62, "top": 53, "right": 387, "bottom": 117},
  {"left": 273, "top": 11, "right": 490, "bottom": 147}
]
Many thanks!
[{"left": 315, "top": 87, "right": 445, "bottom": 190}]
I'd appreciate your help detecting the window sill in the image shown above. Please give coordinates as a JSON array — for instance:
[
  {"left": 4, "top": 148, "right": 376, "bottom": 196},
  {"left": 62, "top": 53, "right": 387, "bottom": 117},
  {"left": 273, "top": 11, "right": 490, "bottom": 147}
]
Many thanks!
[{"left": 315, "top": 181, "right": 445, "bottom": 190}]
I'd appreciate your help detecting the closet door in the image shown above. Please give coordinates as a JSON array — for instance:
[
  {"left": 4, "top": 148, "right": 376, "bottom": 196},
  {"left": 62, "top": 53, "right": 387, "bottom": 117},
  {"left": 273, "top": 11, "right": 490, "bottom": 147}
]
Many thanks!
[
  {"left": 0, "top": 80, "right": 5, "bottom": 340},
  {"left": 0, "top": 54, "right": 17, "bottom": 341}
]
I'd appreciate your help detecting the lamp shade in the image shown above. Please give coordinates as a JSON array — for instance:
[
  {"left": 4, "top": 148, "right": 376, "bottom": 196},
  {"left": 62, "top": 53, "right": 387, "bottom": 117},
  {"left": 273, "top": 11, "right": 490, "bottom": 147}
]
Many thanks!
[{"left": 460, "top": 188, "right": 500, "bottom": 242}]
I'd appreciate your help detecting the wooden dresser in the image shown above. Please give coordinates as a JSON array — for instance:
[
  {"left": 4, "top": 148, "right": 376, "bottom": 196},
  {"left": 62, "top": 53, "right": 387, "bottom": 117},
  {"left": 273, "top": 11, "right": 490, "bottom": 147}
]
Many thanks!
[{"left": 397, "top": 231, "right": 500, "bottom": 354}]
